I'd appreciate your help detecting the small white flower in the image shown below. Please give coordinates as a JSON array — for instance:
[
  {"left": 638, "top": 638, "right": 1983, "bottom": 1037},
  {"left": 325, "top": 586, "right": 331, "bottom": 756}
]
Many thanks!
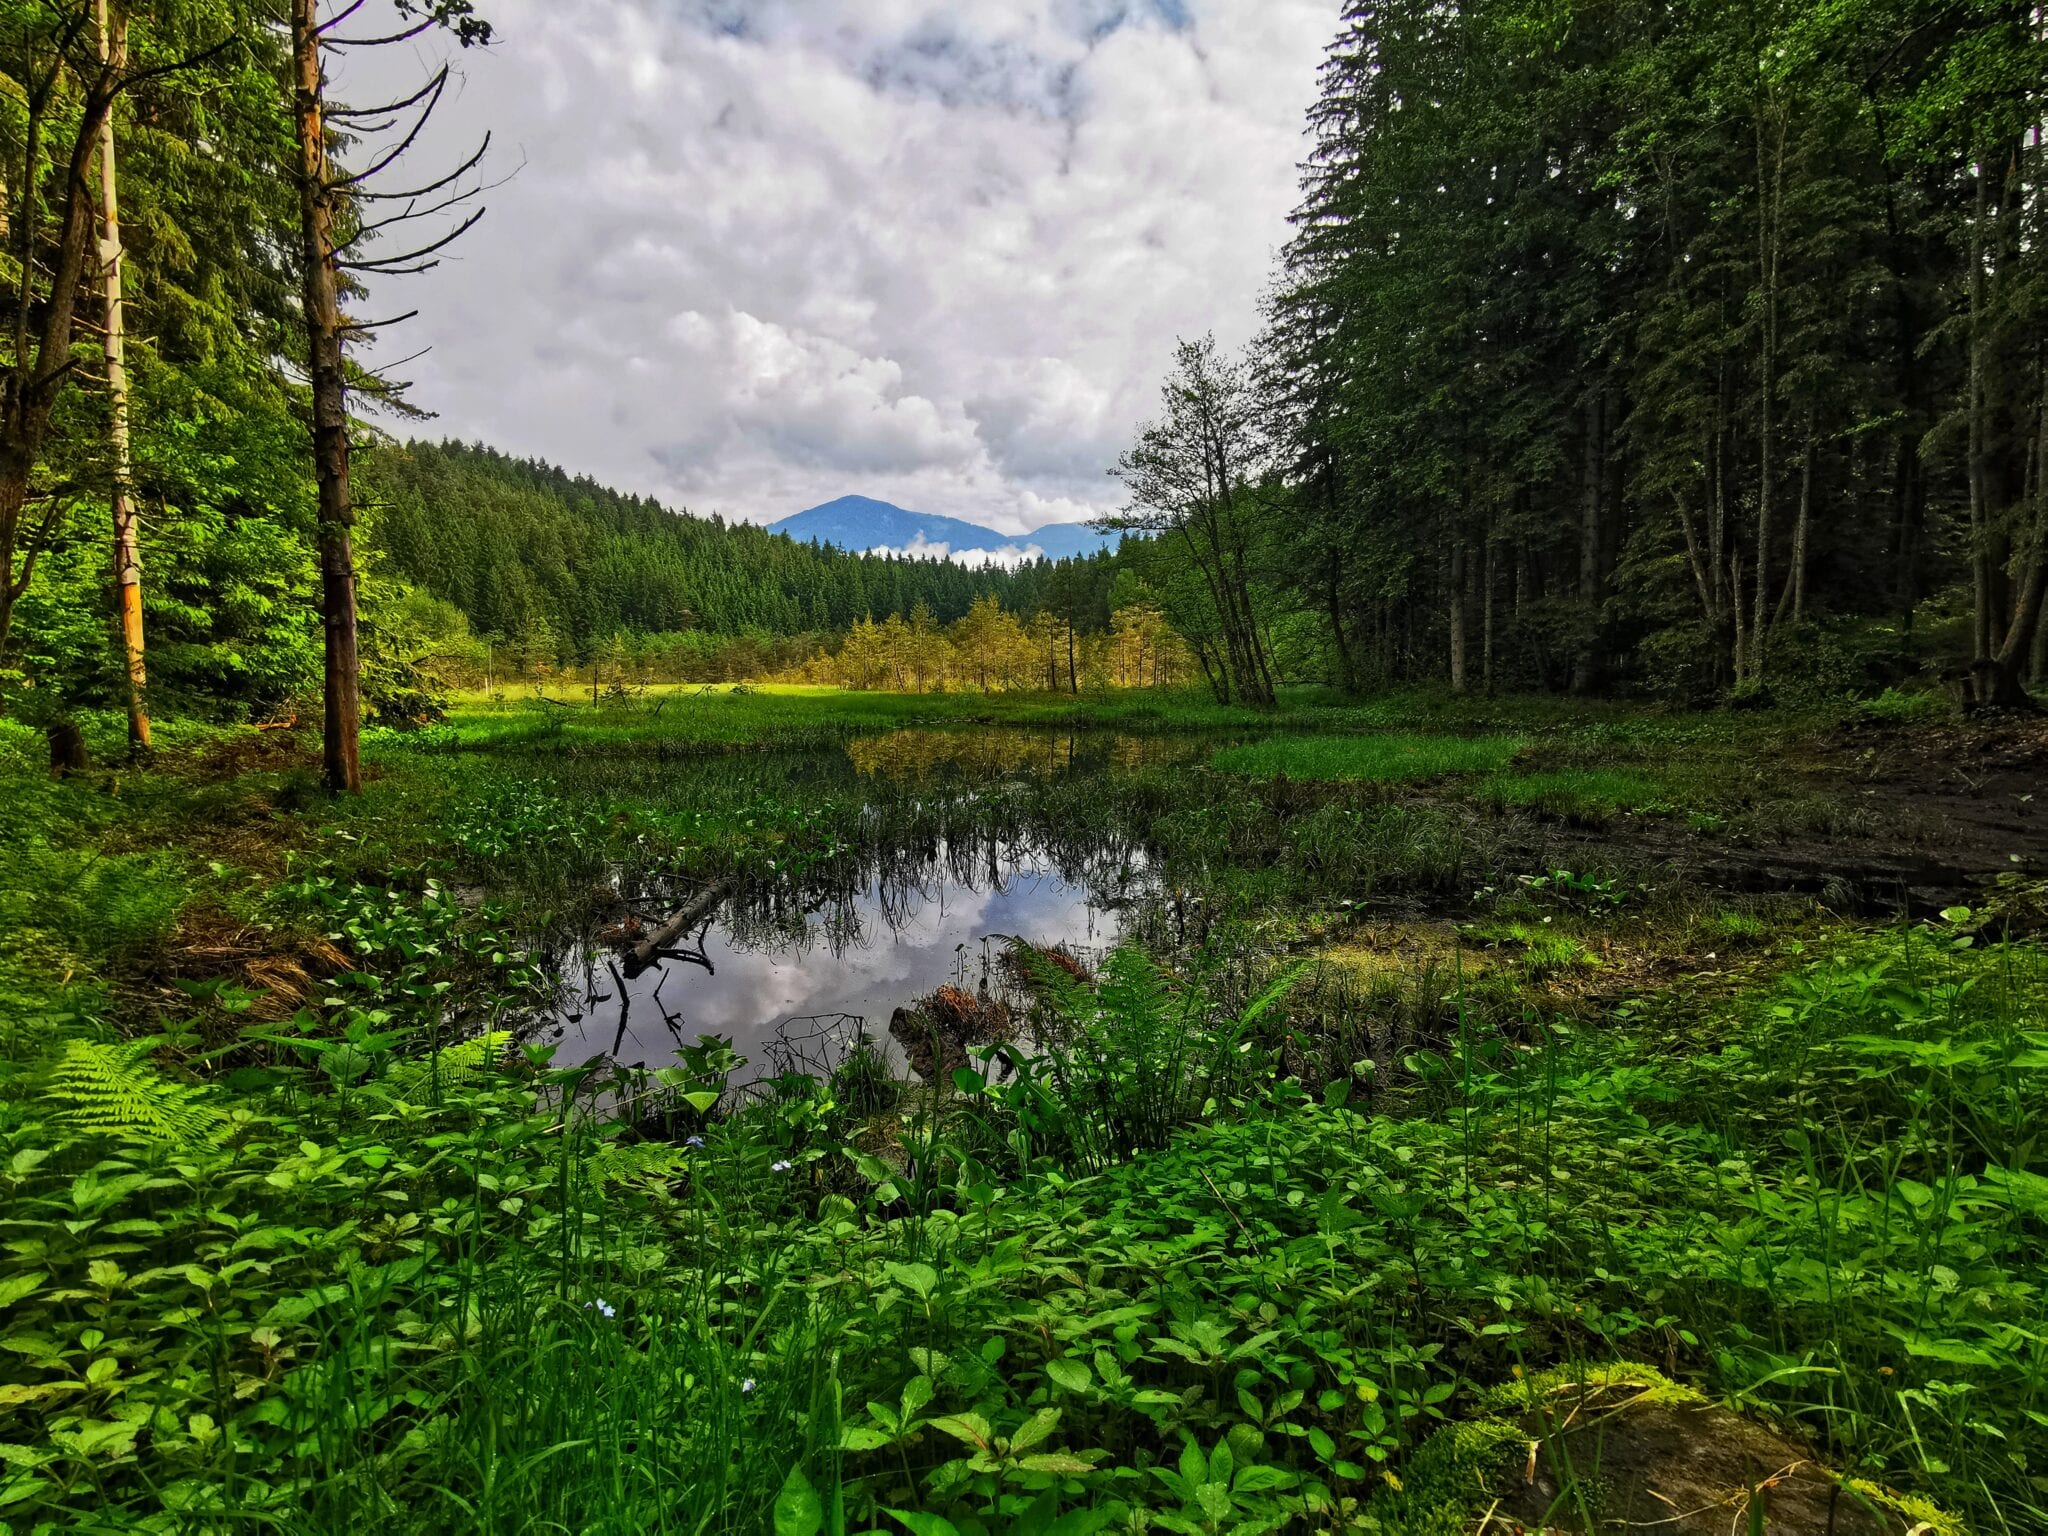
[
  {"left": 585, "top": 1299, "right": 616, "bottom": 1320},
  {"left": 771, "top": 1159, "right": 793, "bottom": 1173},
  {"left": 685, "top": 1136, "right": 705, "bottom": 1149},
  {"left": 741, "top": 1377, "right": 757, "bottom": 1394}
]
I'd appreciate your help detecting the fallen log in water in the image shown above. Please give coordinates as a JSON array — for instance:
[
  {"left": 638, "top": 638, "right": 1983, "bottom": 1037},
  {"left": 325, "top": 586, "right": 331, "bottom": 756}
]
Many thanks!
[{"left": 622, "top": 880, "right": 731, "bottom": 978}]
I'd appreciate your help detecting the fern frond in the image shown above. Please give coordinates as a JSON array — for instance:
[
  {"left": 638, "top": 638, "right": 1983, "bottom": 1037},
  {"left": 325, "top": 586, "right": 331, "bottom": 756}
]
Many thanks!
[
  {"left": 585, "top": 1139, "right": 693, "bottom": 1187},
  {"left": 384, "top": 1031, "right": 514, "bottom": 1100},
  {"left": 48, "top": 1041, "right": 221, "bottom": 1145}
]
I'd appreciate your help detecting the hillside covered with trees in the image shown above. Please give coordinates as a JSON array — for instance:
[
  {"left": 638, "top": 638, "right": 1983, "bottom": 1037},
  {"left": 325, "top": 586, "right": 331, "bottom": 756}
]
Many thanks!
[{"left": 364, "top": 441, "right": 1127, "bottom": 673}]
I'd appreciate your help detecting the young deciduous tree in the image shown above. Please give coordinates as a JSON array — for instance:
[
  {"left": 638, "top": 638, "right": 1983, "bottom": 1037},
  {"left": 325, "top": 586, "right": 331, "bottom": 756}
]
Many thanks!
[{"left": 1109, "top": 335, "right": 1275, "bottom": 705}]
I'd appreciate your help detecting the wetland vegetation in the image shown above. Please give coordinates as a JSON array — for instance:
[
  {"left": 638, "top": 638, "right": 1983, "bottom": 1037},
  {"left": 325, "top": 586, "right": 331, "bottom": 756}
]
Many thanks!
[{"left": 5, "top": 687, "right": 2045, "bottom": 1532}]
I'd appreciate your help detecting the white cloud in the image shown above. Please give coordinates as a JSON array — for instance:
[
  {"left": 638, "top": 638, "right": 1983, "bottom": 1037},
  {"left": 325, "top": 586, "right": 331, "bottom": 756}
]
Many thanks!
[
  {"left": 343, "top": 0, "right": 1330, "bottom": 533},
  {"left": 869, "top": 536, "right": 1047, "bottom": 569}
]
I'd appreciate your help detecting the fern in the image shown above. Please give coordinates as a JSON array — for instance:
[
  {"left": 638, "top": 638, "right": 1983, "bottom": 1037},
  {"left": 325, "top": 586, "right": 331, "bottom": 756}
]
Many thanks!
[
  {"left": 384, "top": 1031, "right": 514, "bottom": 1100},
  {"left": 48, "top": 1041, "right": 221, "bottom": 1145},
  {"left": 585, "top": 1139, "right": 693, "bottom": 1187}
]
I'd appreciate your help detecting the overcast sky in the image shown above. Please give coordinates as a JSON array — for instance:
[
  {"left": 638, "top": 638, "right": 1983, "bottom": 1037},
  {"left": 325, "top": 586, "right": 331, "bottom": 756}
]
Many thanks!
[{"left": 347, "top": 0, "right": 1334, "bottom": 534}]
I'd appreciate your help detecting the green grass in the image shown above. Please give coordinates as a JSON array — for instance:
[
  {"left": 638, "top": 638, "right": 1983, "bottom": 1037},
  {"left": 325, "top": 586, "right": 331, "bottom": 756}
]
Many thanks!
[
  {"left": 433, "top": 685, "right": 1297, "bottom": 755},
  {"left": 1860, "top": 685, "right": 1948, "bottom": 725},
  {"left": 1478, "top": 767, "right": 1672, "bottom": 818},
  {"left": 1209, "top": 731, "right": 1524, "bottom": 782},
  {"left": 1, "top": 916, "right": 2029, "bottom": 1530}
]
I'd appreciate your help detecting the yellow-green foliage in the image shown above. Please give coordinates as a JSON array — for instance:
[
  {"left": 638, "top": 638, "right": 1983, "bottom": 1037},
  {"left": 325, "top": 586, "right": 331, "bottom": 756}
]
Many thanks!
[
  {"left": 1359, "top": 1418, "right": 1525, "bottom": 1536},
  {"left": 1482, "top": 1360, "right": 1702, "bottom": 1414},
  {"left": 1841, "top": 1479, "right": 1967, "bottom": 1536},
  {"left": 47, "top": 1041, "right": 220, "bottom": 1144}
]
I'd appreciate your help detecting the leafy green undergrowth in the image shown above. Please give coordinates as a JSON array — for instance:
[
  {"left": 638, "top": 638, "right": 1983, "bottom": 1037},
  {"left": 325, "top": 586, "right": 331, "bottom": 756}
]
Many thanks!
[
  {"left": 1, "top": 880, "right": 2041, "bottom": 1532},
  {"left": 1209, "top": 732, "right": 1523, "bottom": 783}
]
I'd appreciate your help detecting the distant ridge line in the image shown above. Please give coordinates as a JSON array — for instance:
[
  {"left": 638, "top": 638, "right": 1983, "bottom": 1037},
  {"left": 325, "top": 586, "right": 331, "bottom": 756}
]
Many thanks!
[{"left": 766, "top": 494, "right": 1114, "bottom": 561}]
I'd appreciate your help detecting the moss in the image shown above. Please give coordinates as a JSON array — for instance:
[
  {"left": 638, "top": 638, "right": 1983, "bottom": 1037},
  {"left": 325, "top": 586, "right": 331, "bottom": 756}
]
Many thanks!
[
  {"left": 1372, "top": 1366, "right": 1966, "bottom": 1536},
  {"left": 1839, "top": 1479, "right": 1968, "bottom": 1536},
  {"left": 1482, "top": 1359, "right": 1704, "bottom": 1416},
  {"left": 1359, "top": 1418, "right": 1524, "bottom": 1536}
]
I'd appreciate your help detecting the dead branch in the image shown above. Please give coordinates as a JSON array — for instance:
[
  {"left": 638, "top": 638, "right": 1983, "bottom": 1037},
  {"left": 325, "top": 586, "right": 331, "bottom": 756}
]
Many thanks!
[
  {"left": 338, "top": 205, "right": 485, "bottom": 273},
  {"left": 332, "top": 68, "right": 449, "bottom": 188},
  {"left": 624, "top": 883, "right": 733, "bottom": 979}
]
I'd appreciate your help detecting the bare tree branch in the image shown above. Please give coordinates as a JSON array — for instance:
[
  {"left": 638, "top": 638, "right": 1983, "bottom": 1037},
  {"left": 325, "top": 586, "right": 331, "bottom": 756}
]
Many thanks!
[
  {"left": 330, "top": 67, "right": 449, "bottom": 188},
  {"left": 350, "top": 135, "right": 495, "bottom": 201}
]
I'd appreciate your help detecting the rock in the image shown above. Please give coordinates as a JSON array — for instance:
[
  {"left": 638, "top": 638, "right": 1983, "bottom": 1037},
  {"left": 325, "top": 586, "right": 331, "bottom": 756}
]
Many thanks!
[{"left": 1369, "top": 1365, "right": 1960, "bottom": 1536}]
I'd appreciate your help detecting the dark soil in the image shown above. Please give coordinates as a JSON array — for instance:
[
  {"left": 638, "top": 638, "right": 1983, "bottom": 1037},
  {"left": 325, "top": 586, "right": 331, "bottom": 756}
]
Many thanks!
[{"left": 1525, "top": 716, "right": 2046, "bottom": 914}]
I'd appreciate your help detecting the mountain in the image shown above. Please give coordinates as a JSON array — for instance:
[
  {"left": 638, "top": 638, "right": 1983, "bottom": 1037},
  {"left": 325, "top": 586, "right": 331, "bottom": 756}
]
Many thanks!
[{"left": 767, "top": 495, "right": 1115, "bottom": 561}]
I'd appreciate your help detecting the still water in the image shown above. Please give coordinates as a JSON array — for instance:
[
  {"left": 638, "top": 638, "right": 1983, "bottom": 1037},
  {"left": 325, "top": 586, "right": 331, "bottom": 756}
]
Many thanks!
[
  {"left": 523, "top": 725, "right": 1200, "bottom": 1077},
  {"left": 542, "top": 845, "right": 1141, "bottom": 1076}
]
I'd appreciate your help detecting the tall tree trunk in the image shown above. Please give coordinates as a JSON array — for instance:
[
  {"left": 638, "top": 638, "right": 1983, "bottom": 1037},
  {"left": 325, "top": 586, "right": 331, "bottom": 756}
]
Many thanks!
[
  {"left": 1710, "top": 375, "right": 1732, "bottom": 683},
  {"left": 1571, "top": 391, "right": 1604, "bottom": 693},
  {"left": 1986, "top": 366, "right": 2048, "bottom": 709},
  {"left": 1865, "top": 90, "right": 1927, "bottom": 634},
  {"left": 1968, "top": 155, "right": 1995, "bottom": 675},
  {"left": 1778, "top": 426, "right": 1814, "bottom": 628},
  {"left": 1991, "top": 552, "right": 2048, "bottom": 707},
  {"left": 1729, "top": 547, "right": 1749, "bottom": 688},
  {"left": 1752, "top": 103, "right": 1785, "bottom": 683},
  {"left": 293, "top": 0, "right": 361, "bottom": 792},
  {"left": 1481, "top": 533, "right": 1495, "bottom": 694},
  {"left": 1194, "top": 640, "right": 1228, "bottom": 705},
  {"left": 1447, "top": 536, "right": 1468, "bottom": 694},
  {"left": 98, "top": 0, "right": 146, "bottom": 752},
  {"left": 1324, "top": 542, "right": 1356, "bottom": 693}
]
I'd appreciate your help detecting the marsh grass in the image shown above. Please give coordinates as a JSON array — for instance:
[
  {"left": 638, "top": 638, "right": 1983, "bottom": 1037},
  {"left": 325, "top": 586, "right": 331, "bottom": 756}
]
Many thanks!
[
  {"left": 1478, "top": 768, "right": 1672, "bottom": 820},
  {"left": 1210, "top": 731, "right": 1524, "bottom": 782},
  {"left": 7, "top": 699, "right": 2042, "bottom": 1532}
]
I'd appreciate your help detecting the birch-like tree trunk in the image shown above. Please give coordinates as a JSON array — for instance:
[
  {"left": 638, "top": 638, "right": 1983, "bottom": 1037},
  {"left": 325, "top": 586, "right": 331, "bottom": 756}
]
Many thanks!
[{"left": 98, "top": 0, "right": 147, "bottom": 751}]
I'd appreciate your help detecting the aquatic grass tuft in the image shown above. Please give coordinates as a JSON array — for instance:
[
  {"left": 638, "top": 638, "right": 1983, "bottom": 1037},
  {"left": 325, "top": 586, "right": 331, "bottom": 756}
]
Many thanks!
[{"left": 1478, "top": 767, "right": 1671, "bottom": 819}]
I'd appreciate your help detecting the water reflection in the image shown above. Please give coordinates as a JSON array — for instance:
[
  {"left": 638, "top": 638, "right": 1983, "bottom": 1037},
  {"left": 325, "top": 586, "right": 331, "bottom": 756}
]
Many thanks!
[
  {"left": 845, "top": 727, "right": 1206, "bottom": 782},
  {"left": 542, "top": 840, "right": 1142, "bottom": 1076}
]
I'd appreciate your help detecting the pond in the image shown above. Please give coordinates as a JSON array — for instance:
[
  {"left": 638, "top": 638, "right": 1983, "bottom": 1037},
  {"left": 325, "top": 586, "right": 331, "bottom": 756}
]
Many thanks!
[
  {"left": 531, "top": 727, "right": 1180, "bottom": 1077},
  {"left": 541, "top": 846, "right": 1141, "bottom": 1077}
]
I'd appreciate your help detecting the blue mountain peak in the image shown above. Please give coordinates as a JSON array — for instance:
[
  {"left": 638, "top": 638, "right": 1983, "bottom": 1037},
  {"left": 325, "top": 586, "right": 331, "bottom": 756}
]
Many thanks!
[{"left": 765, "top": 496, "right": 1113, "bottom": 562}]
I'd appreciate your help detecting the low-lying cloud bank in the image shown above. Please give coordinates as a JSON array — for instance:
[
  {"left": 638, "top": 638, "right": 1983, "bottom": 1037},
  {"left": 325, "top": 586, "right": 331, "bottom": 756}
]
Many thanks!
[{"left": 866, "top": 536, "right": 1047, "bottom": 570}]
